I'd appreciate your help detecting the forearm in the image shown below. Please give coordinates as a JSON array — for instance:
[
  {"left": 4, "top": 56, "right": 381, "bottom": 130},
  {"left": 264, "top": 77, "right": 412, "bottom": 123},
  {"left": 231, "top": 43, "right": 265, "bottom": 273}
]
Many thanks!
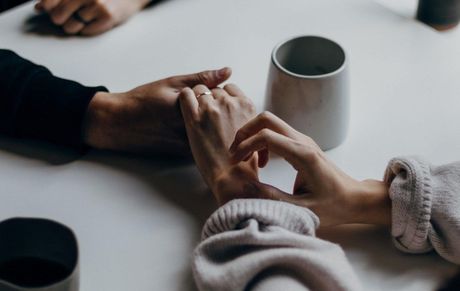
[
  {"left": 0, "top": 49, "right": 107, "bottom": 148},
  {"left": 349, "top": 179, "right": 391, "bottom": 226},
  {"left": 193, "top": 199, "right": 361, "bottom": 291}
]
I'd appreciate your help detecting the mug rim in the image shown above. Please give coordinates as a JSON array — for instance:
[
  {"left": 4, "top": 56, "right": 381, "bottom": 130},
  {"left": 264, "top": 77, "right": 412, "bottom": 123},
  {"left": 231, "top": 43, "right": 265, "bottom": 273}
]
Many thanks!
[
  {"left": 271, "top": 35, "right": 347, "bottom": 79},
  {"left": 0, "top": 217, "right": 79, "bottom": 290}
]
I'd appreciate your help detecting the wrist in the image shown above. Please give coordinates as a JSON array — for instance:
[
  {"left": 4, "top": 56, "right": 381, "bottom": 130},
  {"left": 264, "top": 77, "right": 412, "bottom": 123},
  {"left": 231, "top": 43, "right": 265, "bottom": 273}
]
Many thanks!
[
  {"left": 83, "top": 91, "right": 122, "bottom": 149},
  {"left": 210, "top": 159, "right": 259, "bottom": 206},
  {"left": 348, "top": 179, "right": 391, "bottom": 226}
]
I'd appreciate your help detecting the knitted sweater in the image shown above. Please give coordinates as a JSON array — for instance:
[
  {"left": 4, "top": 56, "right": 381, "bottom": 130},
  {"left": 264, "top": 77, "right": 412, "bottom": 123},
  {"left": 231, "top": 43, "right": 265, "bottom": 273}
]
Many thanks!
[{"left": 193, "top": 157, "right": 460, "bottom": 290}]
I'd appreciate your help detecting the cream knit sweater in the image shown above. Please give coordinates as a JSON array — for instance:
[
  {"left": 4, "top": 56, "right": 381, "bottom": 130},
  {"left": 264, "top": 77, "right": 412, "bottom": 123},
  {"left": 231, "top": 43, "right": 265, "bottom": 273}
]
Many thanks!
[{"left": 192, "top": 157, "right": 460, "bottom": 291}]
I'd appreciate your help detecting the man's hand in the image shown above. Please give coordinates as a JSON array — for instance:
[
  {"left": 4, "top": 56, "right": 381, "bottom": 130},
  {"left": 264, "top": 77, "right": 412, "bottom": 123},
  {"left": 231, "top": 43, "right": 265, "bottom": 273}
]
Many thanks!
[
  {"left": 83, "top": 67, "right": 232, "bottom": 155},
  {"left": 35, "top": 0, "right": 150, "bottom": 35}
]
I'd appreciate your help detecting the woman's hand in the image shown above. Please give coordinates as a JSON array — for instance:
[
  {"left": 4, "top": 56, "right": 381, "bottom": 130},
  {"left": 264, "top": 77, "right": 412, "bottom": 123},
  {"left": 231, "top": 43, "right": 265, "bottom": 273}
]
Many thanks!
[
  {"left": 229, "top": 111, "right": 391, "bottom": 227},
  {"left": 83, "top": 68, "right": 232, "bottom": 155},
  {"left": 35, "top": 0, "right": 150, "bottom": 35},
  {"left": 179, "top": 84, "right": 260, "bottom": 206}
]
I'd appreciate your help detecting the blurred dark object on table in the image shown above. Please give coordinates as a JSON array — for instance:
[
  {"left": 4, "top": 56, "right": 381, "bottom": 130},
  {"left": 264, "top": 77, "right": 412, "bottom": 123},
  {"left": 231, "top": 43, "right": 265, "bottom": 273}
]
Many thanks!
[
  {"left": 437, "top": 269, "right": 460, "bottom": 291},
  {"left": 417, "top": 0, "right": 460, "bottom": 30},
  {"left": 0, "top": 0, "right": 30, "bottom": 13}
]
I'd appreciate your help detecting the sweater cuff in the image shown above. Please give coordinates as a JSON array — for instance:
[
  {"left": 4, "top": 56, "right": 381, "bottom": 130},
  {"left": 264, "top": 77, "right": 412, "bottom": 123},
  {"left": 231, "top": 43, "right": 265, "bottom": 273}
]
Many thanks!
[
  {"left": 202, "top": 199, "right": 319, "bottom": 240},
  {"left": 384, "top": 157, "right": 433, "bottom": 253}
]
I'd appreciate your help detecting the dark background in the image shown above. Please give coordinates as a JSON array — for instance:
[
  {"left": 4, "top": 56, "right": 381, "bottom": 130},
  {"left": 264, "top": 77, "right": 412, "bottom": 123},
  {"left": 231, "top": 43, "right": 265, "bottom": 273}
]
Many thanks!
[{"left": 0, "top": 0, "right": 30, "bottom": 13}]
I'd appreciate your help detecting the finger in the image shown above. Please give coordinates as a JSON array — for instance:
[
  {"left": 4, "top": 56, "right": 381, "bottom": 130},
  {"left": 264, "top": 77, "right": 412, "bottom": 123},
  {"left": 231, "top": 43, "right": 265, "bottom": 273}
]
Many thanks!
[
  {"left": 38, "top": 0, "right": 61, "bottom": 11},
  {"left": 173, "top": 67, "right": 232, "bottom": 89},
  {"left": 252, "top": 182, "right": 306, "bottom": 207},
  {"left": 76, "top": 4, "right": 100, "bottom": 23},
  {"left": 223, "top": 83, "right": 245, "bottom": 98},
  {"left": 230, "top": 111, "right": 296, "bottom": 152},
  {"left": 80, "top": 18, "right": 113, "bottom": 36},
  {"left": 193, "top": 85, "right": 214, "bottom": 105},
  {"left": 257, "top": 149, "right": 269, "bottom": 168},
  {"left": 230, "top": 129, "right": 298, "bottom": 166},
  {"left": 50, "top": 0, "right": 87, "bottom": 25},
  {"left": 178, "top": 87, "right": 199, "bottom": 121},
  {"left": 35, "top": 2, "right": 44, "bottom": 11},
  {"left": 62, "top": 17, "right": 85, "bottom": 34},
  {"left": 211, "top": 88, "right": 229, "bottom": 101},
  {"left": 293, "top": 174, "right": 312, "bottom": 195}
]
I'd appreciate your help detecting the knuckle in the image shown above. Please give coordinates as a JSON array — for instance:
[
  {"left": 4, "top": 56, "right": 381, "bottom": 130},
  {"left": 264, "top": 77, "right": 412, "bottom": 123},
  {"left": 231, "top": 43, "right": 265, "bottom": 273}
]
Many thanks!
[
  {"left": 212, "top": 89, "right": 225, "bottom": 99},
  {"left": 237, "top": 98, "right": 255, "bottom": 112},
  {"left": 94, "top": 0, "right": 105, "bottom": 7},
  {"left": 224, "top": 83, "right": 237, "bottom": 91},
  {"left": 258, "top": 128, "right": 272, "bottom": 139},
  {"left": 223, "top": 84, "right": 232, "bottom": 91},
  {"left": 51, "top": 13, "right": 64, "bottom": 25},
  {"left": 198, "top": 71, "right": 211, "bottom": 84},
  {"left": 259, "top": 111, "right": 274, "bottom": 122},
  {"left": 201, "top": 102, "right": 219, "bottom": 117},
  {"left": 207, "top": 106, "right": 221, "bottom": 117},
  {"left": 303, "top": 146, "right": 321, "bottom": 164},
  {"left": 64, "top": 26, "right": 75, "bottom": 34},
  {"left": 240, "top": 98, "right": 253, "bottom": 107},
  {"left": 193, "top": 84, "right": 207, "bottom": 93}
]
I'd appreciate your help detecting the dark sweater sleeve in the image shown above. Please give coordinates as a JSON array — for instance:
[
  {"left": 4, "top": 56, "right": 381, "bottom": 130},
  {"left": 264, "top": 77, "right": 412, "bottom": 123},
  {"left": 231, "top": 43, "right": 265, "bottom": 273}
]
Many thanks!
[{"left": 0, "top": 49, "right": 108, "bottom": 148}]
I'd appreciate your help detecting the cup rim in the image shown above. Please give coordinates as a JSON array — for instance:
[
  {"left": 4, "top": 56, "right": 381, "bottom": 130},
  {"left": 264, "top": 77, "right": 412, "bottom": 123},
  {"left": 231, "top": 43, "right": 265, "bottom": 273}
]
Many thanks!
[
  {"left": 0, "top": 217, "right": 79, "bottom": 289},
  {"left": 271, "top": 35, "right": 347, "bottom": 79}
]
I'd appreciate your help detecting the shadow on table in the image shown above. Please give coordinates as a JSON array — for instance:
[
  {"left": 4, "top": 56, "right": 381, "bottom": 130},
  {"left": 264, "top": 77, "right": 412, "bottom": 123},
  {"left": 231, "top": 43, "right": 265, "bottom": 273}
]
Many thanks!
[
  {"left": 82, "top": 149, "right": 217, "bottom": 224},
  {"left": 21, "top": 0, "right": 170, "bottom": 37},
  {"left": 0, "top": 136, "right": 82, "bottom": 164},
  {"left": 0, "top": 136, "right": 215, "bottom": 224},
  {"left": 0, "top": 137, "right": 209, "bottom": 291},
  {"left": 318, "top": 225, "right": 457, "bottom": 289},
  {"left": 77, "top": 152, "right": 213, "bottom": 291},
  {"left": 22, "top": 13, "right": 66, "bottom": 37}
]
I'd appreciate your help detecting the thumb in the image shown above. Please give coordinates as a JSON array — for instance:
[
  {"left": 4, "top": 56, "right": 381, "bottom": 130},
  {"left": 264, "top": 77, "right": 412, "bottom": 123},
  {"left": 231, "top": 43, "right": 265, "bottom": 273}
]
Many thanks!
[
  {"left": 253, "top": 181, "right": 299, "bottom": 204},
  {"left": 173, "top": 67, "right": 232, "bottom": 88}
]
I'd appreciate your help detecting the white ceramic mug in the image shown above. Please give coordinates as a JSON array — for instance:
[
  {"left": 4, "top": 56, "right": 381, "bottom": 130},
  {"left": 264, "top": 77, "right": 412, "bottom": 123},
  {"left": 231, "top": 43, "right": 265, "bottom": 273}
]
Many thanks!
[
  {"left": 0, "top": 218, "right": 79, "bottom": 291},
  {"left": 265, "top": 35, "right": 349, "bottom": 150}
]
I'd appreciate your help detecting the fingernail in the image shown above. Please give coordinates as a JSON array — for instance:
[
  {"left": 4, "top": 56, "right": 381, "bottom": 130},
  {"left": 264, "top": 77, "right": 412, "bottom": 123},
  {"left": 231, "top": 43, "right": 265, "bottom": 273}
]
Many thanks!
[{"left": 217, "top": 67, "right": 228, "bottom": 78}]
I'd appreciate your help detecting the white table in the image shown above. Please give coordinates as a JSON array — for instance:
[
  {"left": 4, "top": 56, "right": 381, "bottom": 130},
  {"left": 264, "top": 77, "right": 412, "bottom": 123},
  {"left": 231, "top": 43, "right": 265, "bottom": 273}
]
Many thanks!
[{"left": 1, "top": 0, "right": 459, "bottom": 290}]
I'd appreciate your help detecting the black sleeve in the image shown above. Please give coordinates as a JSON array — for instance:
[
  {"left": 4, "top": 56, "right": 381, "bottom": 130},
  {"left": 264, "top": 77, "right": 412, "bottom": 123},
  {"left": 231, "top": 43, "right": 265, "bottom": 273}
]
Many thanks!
[
  {"left": 0, "top": 49, "right": 108, "bottom": 148},
  {"left": 0, "top": 0, "right": 30, "bottom": 13}
]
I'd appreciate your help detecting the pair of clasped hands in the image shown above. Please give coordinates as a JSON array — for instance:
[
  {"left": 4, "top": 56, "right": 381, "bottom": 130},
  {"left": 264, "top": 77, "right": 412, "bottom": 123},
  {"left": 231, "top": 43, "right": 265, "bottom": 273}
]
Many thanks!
[
  {"left": 85, "top": 67, "right": 390, "bottom": 228},
  {"left": 34, "top": 0, "right": 151, "bottom": 35}
]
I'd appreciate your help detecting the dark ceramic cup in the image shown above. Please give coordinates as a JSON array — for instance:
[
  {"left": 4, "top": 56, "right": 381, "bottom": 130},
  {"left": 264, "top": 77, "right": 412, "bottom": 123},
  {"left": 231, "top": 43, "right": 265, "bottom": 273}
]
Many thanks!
[
  {"left": 417, "top": 0, "right": 460, "bottom": 29},
  {"left": 0, "top": 218, "right": 79, "bottom": 291}
]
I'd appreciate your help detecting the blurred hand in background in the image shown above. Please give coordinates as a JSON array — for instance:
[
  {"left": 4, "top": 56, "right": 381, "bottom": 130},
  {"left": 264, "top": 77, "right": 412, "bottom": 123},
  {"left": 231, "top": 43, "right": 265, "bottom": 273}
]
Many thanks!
[{"left": 35, "top": 0, "right": 151, "bottom": 35}]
